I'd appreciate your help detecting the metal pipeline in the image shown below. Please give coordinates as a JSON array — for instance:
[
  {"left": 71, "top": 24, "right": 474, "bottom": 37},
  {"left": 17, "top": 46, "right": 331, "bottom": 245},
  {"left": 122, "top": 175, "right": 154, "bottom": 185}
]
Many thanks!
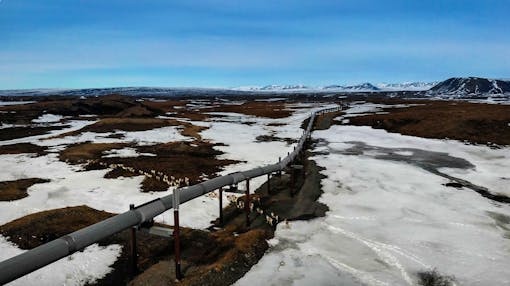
[{"left": 0, "top": 106, "right": 341, "bottom": 284}]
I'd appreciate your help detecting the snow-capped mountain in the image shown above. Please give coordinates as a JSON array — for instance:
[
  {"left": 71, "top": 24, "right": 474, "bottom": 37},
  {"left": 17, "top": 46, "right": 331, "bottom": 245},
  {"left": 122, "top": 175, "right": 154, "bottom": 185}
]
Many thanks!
[
  {"left": 377, "top": 82, "right": 438, "bottom": 91},
  {"left": 3, "top": 78, "right": 507, "bottom": 97},
  {"left": 428, "top": 77, "right": 510, "bottom": 97},
  {"left": 236, "top": 82, "right": 381, "bottom": 92},
  {"left": 323, "top": 82, "right": 380, "bottom": 91}
]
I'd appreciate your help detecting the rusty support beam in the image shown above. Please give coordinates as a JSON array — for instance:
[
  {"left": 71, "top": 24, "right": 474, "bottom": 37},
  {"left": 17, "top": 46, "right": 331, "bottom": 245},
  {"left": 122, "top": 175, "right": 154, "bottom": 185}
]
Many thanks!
[
  {"left": 219, "top": 187, "right": 223, "bottom": 225},
  {"left": 173, "top": 189, "right": 182, "bottom": 281},
  {"left": 290, "top": 168, "right": 295, "bottom": 197},
  {"left": 129, "top": 204, "right": 138, "bottom": 276},
  {"left": 245, "top": 179, "right": 251, "bottom": 227},
  {"left": 267, "top": 173, "right": 271, "bottom": 194}
]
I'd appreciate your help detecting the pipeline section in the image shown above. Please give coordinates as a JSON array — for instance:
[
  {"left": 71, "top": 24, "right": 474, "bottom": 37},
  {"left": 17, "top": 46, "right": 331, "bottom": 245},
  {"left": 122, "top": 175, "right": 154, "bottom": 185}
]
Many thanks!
[{"left": 0, "top": 106, "right": 341, "bottom": 284}]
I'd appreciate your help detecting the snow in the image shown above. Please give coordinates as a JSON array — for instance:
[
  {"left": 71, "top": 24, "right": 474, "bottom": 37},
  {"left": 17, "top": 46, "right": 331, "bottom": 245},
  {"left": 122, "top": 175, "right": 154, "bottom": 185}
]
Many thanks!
[
  {"left": 32, "top": 114, "right": 63, "bottom": 123},
  {"left": 0, "top": 120, "right": 97, "bottom": 146},
  {"left": 35, "top": 126, "right": 191, "bottom": 147},
  {"left": 326, "top": 125, "right": 510, "bottom": 197},
  {"left": 102, "top": 147, "right": 156, "bottom": 158},
  {"left": 0, "top": 153, "right": 177, "bottom": 225},
  {"left": 201, "top": 103, "right": 338, "bottom": 191},
  {"left": 237, "top": 125, "right": 510, "bottom": 286},
  {"left": 0, "top": 236, "right": 122, "bottom": 286},
  {"left": 122, "top": 126, "right": 190, "bottom": 146},
  {"left": 161, "top": 103, "right": 338, "bottom": 229},
  {"left": 0, "top": 101, "right": 36, "bottom": 106}
]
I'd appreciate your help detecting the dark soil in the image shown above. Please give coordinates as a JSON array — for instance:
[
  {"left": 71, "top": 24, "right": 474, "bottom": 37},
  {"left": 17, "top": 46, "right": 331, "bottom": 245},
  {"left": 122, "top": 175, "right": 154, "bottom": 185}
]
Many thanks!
[
  {"left": 255, "top": 134, "right": 296, "bottom": 144},
  {"left": 209, "top": 101, "right": 293, "bottom": 119},
  {"left": 59, "top": 142, "right": 130, "bottom": 163},
  {"left": 417, "top": 269, "right": 455, "bottom": 286},
  {"left": 0, "top": 143, "right": 47, "bottom": 155},
  {"left": 0, "top": 125, "right": 69, "bottom": 141},
  {"left": 348, "top": 100, "right": 510, "bottom": 145},
  {"left": 0, "top": 178, "right": 50, "bottom": 201},
  {"left": 70, "top": 141, "right": 239, "bottom": 192}
]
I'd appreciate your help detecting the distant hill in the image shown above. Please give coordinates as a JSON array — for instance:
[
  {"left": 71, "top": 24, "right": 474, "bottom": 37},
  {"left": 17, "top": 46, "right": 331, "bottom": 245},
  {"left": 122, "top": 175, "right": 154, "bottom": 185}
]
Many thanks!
[
  {"left": 429, "top": 77, "right": 510, "bottom": 97},
  {"left": 1, "top": 78, "right": 508, "bottom": 98},
  {"left": 377, "top": 82, "right": 438, "bottom": 91}
]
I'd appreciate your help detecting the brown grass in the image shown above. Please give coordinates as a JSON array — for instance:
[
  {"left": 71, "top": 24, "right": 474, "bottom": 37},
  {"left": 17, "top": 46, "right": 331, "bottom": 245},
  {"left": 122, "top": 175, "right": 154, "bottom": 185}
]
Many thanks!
[
  {"left": 0, "top": 143, "right": 47, "bottom": 155},
  {"left": 180, "top": 124, "right": 208, "bottom": 141},
  {"left": 0, "top": 205, "right": 114, "bottom": 249},
  {"left": 349, "top": 100, "right": 510, "bottom": 145},
  {"left": 59, "top": 142, "right": 129, "bottom": 163},
  {"left": 0, "top": 178, "right": 50, "bottom": 201},
  {"left": 209, "top": 101, "right": 293, "bottom": 118}
]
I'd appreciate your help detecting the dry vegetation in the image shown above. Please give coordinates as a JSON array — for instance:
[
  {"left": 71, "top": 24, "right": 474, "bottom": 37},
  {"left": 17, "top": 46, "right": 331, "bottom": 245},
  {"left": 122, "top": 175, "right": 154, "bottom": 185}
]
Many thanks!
[
  {"left": 0, "top": 178, "right": 50, "bottom": 201},
  {"left": 349, "top": 100, "right": 510, "bottom": 145},
  {"left": 209, "top": 101, "right": 293, "bottom": 118},
  {"left": 0, "top": 143, "right": 47, "bottom": 155},
  {"left": 59, "top": 142, "right": 129, "bottom": 163}
]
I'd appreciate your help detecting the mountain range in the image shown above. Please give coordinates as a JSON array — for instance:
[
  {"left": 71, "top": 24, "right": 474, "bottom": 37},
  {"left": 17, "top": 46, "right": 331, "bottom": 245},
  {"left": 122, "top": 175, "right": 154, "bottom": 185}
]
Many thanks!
[
  {"left": 427, "top": 77, "right": 510, "bottom": 97},
  {"left": 0, "top": 77, "right": 508, "bottom": 98}
]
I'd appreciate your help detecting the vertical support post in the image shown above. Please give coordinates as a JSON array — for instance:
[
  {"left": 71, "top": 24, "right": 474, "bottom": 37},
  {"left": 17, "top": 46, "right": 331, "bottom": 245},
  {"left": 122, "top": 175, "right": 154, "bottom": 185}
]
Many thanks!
[
  {"left": 173, "top": 189, "right": 182, "bottom": 281},
  {"left": 245, "top": 179, "right": 251, "bottom": 227},
  {"left": 290, "top": 168, "right": 295, "bottom": 197},
  {"left": 267, "top": 173, "right": 271, "bottom": 194},
  {"left": 129, "top": 204, "right": 138, "bottom": 276},
  {"left": 219, "top": 187, "right": 223, "bottom": 225},
  {"left": 278, "top": 157, "right": 282, "bottom": 177}
]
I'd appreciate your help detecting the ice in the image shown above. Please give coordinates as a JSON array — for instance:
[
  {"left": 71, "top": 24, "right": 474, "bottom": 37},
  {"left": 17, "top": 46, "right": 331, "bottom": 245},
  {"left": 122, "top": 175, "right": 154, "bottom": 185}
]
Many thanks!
[
  {"left": 0, "top": 153, "right": 176, "bottom": 225},
  {"left": 0, "top": 236, "right": 122, "bottom": 286},
  {"left": 32, "top": 114, "right": 64, "bottom": 123},
  {"left": 321, "top": 125, "right": 510, "bottom": 197},
  {"left": 35, "top": 126, "right": 191, "bottom": 147},
  {"left": 102, "top": 147, "right": 156, "bottom": 158},
  {"left": 0, "top": 101, "right": 36, "bottom": 106},
  {"left": 238, "top": 125, "right": 510, "bottom": 286},
  {"left": 162, "top": 103, "right": 339, "bottom": 229},
  {"left": 0, "top": 120, "right": 97, "bottom": 146},
  {"left": 200, "top": 103, "right": 338, "bottom": 191}
]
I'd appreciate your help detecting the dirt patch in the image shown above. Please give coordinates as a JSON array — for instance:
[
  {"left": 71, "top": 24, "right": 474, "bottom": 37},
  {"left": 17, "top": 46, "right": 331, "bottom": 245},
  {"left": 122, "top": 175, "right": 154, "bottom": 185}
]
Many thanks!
[
  {"left": 255, "top": 134, "right": 296, "bottom": 144},
  {"left": 0, "top": 125, "right": 70, "bottom": 141},
  {"left": 48, "top": 118, "right": 179, "bottom": 141},
  {"left": 0, "top": 143, "right": 47, "bottom": 155},
  {"left": 209, "top": 101, "right": 293, "bottom": 119},
  {"left": 417, "top": 269, "right": 455, "bottom": 286},
  {"left": 0, "top": 206, "right": 113, "bottom": 249},
  {"left": 59, "top": 142, "right": 130, "bottom": 163},
  {"left": 0, "top": 178, "right": 50, "bottom": 201},
  {"left": 71, "top": 141, "right": 238, "bottom": 192},
  {"left": 348, "top": 100, "right": 510, "bottom": 145},
  {"left": 180, "top": 122, "right": 208, "bottom": 141},
  {"left": 0, "top": 95, "right": 160, "bottom": 124},
  {"left": 140, "top": 99, "right": 188, "bottom": 113},
  {"left": 314, "top": 110, "right": 344, "bottom": 130}
]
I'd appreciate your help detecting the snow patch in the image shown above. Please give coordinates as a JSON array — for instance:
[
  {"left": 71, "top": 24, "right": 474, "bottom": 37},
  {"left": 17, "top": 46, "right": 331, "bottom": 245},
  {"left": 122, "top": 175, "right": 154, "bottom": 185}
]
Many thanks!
[{"left": 1, "top": 236, "right": 122, "bottom": 286}]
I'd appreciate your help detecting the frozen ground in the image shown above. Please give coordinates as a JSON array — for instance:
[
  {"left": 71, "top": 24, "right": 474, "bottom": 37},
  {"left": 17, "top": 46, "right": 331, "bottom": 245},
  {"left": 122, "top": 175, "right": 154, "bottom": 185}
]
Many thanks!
[
  {"left": 0, "top": 101, "right": 335, "bottom": 285},
  {"left": 164, "top": 102, "right": 338, "bottom": 229},
  {"left": 2, "top": 100, "right": 508, "bottom": 285},
  {"left": 236, "top": 124, "right": 510, "bottom": 286}
]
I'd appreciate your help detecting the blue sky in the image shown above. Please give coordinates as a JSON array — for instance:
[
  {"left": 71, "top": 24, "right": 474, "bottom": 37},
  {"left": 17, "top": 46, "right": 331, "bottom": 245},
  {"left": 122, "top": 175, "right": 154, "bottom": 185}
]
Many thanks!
[{"left": 0, "top": 0, "right": 509, "bottom": 89}]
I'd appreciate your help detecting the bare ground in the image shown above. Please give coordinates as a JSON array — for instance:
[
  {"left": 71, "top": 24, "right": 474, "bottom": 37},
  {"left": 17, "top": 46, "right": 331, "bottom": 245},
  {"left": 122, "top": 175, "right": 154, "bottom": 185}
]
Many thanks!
[
  {"left": 348, "top": 99, "right": 510, "bottom": 145},
  {"left": 0, "top": 178, "right": 50, "bottom": 201}
]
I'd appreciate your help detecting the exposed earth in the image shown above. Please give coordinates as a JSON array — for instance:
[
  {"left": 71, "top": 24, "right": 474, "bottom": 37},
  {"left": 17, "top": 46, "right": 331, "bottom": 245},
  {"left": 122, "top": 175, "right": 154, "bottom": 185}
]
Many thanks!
[{"left": 0, "top": 94, "right": 509, "bottom": 285}]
